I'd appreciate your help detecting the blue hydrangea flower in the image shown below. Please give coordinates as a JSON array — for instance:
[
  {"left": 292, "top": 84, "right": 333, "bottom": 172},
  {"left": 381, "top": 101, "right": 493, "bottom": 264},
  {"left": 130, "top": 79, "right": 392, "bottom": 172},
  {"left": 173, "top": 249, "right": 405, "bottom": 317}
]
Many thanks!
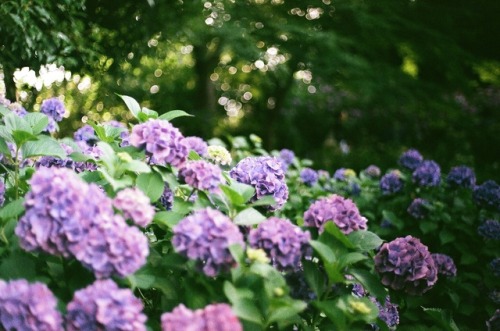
[
  {"left": 179, "top": 160, "right": 223, "bottom": 192},
  {"left": 40, "top": 97, "right": 65, "bottom": 122},
  {"left": 160, "top": 184, "right": 174, "bottom": 210},
  {"left": 113, "top": 187, "right": 155, "bottom": 227},
  {"left": 407, "top": 198, "right": 430, "bottom": 219},
  {"left": 0, "top": 279, "right": 63, "bottom": 331},
  {"left": 130, "top": 119, "right": 188, "bottom": 167},
  {"left": 364, "top": 165, "right": 381, "bottom": 178},
  {"left": 74, "top": 125, "right": 97, "bottom": 145},
  {"left": 446, "top": 166, "right": 476, "bottom": 189},
  {"left": 9, "top": 102, "right": 28, "bottom": 117},
  {"left": 66, "top": 279, "right": 147, "bottom": 331},
  {"left": 478, "top": 220, "right": 500, "bottom": 240},
  {"left": 303, "top": 194, "right": 368, "bottom": 234},
  {"left": 249, "top": 217, "right": 310, "bottom": 271},
  {"left": 370, "top": 296, "right": 400, "bottom": 329},
  {"left": 380, "top": 171, "right": 404, "bottom": 195},
  {"left": 300, "top": 168, "right": 318, "bottom": 186},
  {"left": 374, "top": 235, "right": 438, "bottom": 295},
  {"left": 230, "top": 156, "right": 288, "bottom": 211},
  {"left": 184, "top": 136, "right": 208, "bottom": 156},
  {"left": 412, "top": 160, "right": 441, "bottom": 187},
  {"left": 161, "top": 303, "right": 242, "bottom": 331},
  {"left": 431, "top": 253, "right": 457, "bottom": 277},
  {"left": 278, "top": 148, "right": 295, "bottom": 171},
  {"left": 399, "top": 149, "right": 423, "bottom": 171},
  {"left": 473, "top": 180, "right": 500, "bottom": 211},
  {"left": 173, "top": 208, "right": 245, "bottom": 277}
]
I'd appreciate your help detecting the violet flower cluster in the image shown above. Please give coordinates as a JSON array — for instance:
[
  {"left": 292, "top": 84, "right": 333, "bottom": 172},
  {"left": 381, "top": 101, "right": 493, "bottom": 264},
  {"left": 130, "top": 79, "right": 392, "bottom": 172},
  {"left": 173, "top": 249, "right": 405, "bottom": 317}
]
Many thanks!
[
  {"left": 399, "top": 149, "right": 423, "bottom": 171},
  {"left": 364, "top": 165, "right": 381, "bottom": 178},
  {"left": 66, "top": 279, "right": 147, "bottom": 331},
  {"left": 248, "top": 217, "right": 311, "bottom": 271},
  {"left": 230, "top": 156, "right": 289, "bottom": 211},
  {"left": 407, "top": 198, "right": 430, "bottom": 219},
  {"left": 160, "top": 184, "right": 174, "bottom": 210},
  {"left": 130, "top": 119, "right": 188, "bottom": 167},
  {"left": 179, "top": 160, "right": 223, "bottom": 192},
  {"left": 35, "top": 143, "right": 97, "bottom": 173},
  {"left": 431, "top": 253, "right": 457, "bottom": 277},
  {"left": 380, "top": 171, "right": 404, "bottom": 195},
  {"left": 412, "top": 160, "right": 441, "bottom": 187},
  {"left": 74, "top": 124, "right": 97, "bottom": 145},
  {"left": 0, "top": 180, "right": 4, "bottom": 206},
  {"left": 300, "top": 168, "right": 318, "bottom": 186},
  {"left": 491, "top": 258, "right": 500, "bottom": 277},
  {"left": 473, "top": 180, "right": 500, "bottom": 211},
  {"left": 278, "top": 148, "right": 295, "bottom": 171},
  {"left": 370, "top": 296, "right": 400, "bottom": 329},
  {"left": 172, "top": 208, "right": 245, "bottom": 277},
  {"left": 374, "top": 235, "right": 438, "bottom": 295},
  {"left": 184, "top": 136, "right": 208, "bottom": 156},
  {"left": 303, "top": 194, "right": 368, "bottom": 234},
  {"left": 161, "top": 303, "right": 242, "bottom": 331},
  {"left": 0, "top": 279, "right": 63, "bottom": 331},
  {"left": 40, "top": 97, "right": 66, "bottom": 122},
  {"left": 477, "top": 220, "right": 500, "bottom": 240},
  {"left": 446, "top": 165, "right": 476, "bottom": 189},
  {"left": 113, "top": 187, "right": 155, "bottom": 227},
  {"left": 15, "top": 167, "right": 149, "bottom": 278}
]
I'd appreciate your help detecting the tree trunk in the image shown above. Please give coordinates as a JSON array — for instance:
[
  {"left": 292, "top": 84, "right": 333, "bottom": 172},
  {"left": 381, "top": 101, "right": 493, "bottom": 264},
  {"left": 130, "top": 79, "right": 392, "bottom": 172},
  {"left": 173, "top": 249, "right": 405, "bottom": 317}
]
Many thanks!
[{"left": 2, "top": 63, "right": 17, "bottom": 101}]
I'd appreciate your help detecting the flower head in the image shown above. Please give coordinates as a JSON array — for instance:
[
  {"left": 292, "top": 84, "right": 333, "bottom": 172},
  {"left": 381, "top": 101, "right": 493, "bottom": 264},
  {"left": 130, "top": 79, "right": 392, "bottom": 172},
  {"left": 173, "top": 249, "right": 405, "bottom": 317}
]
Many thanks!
[
  {"left": 473, "top": 180, "right": 500, "bottom": 211},
  {"left": 74, "top": 125, "right": 97, "bottom": 145},
  {"left": 173, "top": 208, "right": 244, "bottom": 277},
  {"left": 370, "top": 296, "right": 400, "bottom": 329},
  {"left": 446, "top": 166, "right": 476, "bottom": 189},
  {"left": 40, "top": 97, "right": 65, "bottom": 122},
  {"left": 374, "top": 235, "right": 438, "bottom": 295},
  {"left": 113, "top": 187, "right": 155, "bottom": 227},
  {"left": 66, "top": 279, "right": 147, "bottom": 331},
  {"left": 9, "top": 102, "right": 28, "bottom": 117},
  {"left": 249, "top": 217, "right": 310, "bottom": 271},
  {"left": 0, "top": 279, "right": 63, "bottom": 331},
  {"left": 0, "top": 181, "right": 5, "bottom": 206},
  {"left": 179, "top": 160, "right": 223, "bottom": 192},
  {"left": 477, "top": 220, "right": 500, "bottom": 240},
  {"left": 160, "top": 184, "right": 174, "bottom": 210},
  {"left": 184, "top": 136, "right": 208, "bottom": 156},
  {"left": 431, "top": 253, "right": 457, "bottom": 277},
  {"left": 364, "top": 165, "right": 381, "bottom": 178},
  {"left": 334, "top": 168, "right": 356, "bottom": 181},
  {"left": 407, "top": 198, "right": 430, "bottom": 219},
  {"left": 230, "top": 156, "right": 288, "bottom": 211},
  {"left": 161, "top": 303, "right": 242, "bottom": 331},
  {"left": 300, "top": 168, "right": 318, "bottom": 186},
  {"left": 130, "top": 119, "right": 188, "bottom": 167},
  {"left": 399, "top": 149, "right": 423, "bottom": 171},
  {"left": 380, "top": 171, "right": 404, "bottom": 195},
  {"left": 303, "top": 194, "right": 368, "bottom": 234},
  {"left": 207, "top": 145, "right": 232, "bottom": 165},
  {"left": 278, "top": 149, "right": 295, "bottom": 171},
  {"left": 412, "top": 160, "right": 441, "bottom": 187}
]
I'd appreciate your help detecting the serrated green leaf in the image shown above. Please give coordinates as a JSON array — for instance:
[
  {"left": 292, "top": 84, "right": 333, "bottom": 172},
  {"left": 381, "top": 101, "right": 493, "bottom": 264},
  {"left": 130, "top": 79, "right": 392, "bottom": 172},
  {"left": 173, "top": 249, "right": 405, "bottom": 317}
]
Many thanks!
[
  {"left": 4, "top": 112, "right": 32, "bottom": 134},
  {"left": 12, "top": 130, "right": 38, "bottom": 147},
  {"left": 158, "top": 110, "right": 193, "bottom": 121},
  {"left": 22, "top": 136, "right": 66, "bottom": 159},
  {"left": 136, "top": 171, "right": 164, "bottom": 202},
  {"left": 322, "top": 222, "right": 354, "bottom": 249},
  {"left": 310, "top": 240, "right": 336, "bottom": 264},
  {"left": 234, "top": 207, "right": 266, "bottom": 226},
  {"left": 153, "top": 211, "right": 184, "bottom": 229},
  {"left": 23, "top": 113, "right": 49, "bottom": 134},
  {"left": 220, "top": 184, "right": 244, "bottom": 206},
  {"left": 0, "top": 198, "right": 25, "bottom": 221}
]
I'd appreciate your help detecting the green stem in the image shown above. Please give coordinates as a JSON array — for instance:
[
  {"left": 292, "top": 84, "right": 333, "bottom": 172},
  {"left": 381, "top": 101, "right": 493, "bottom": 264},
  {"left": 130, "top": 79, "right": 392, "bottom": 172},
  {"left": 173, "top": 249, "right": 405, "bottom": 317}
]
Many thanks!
[{"left": 14, "top": 147, "right": 19, "bottom": 200}]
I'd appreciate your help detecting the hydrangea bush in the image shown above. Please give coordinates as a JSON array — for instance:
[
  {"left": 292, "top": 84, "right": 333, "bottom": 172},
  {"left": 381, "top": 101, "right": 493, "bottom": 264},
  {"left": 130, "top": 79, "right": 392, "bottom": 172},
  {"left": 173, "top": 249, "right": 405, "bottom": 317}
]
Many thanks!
[{"left": 0, "top": 94, "right": 497, "bottom": 331}]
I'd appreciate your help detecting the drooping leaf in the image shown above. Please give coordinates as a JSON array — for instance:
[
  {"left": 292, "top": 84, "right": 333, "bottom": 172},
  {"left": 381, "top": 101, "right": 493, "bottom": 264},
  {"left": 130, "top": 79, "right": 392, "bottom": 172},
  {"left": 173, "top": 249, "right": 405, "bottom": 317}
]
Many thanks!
[{"left": 158, "top": 110, "right": 193, "bottom": 121}]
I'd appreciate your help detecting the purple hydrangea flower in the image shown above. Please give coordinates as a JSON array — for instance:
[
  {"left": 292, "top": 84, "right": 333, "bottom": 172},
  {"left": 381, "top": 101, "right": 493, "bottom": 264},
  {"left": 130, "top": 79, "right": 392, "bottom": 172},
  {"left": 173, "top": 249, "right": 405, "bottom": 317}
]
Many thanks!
[
  {"left": 431, "top": 253, "right": 457, "bottom": 277},
  {"left": 412, "top": 160, "right": 441, "bottom": 187},
  {"left": 184, "top": 136, "right": 208, "bottom": 156},
  {"left": 407, "top": 198, "right": 430, "bottom": 219},
  {"left": 66, "top": 279, "right": 147, "bottom": 331},
  {"left": 446, "top": 166, "right": 476, "bottom": 189},
  {"left": 278, "top": 148, "right": 295, "bottom": 171},
  {"left": 374, "top": 235, "right": 438, "bottom": 295},
  {"left": 130, "top": 119, "right": 188, "bottom": 167},
  {"left": 40, "top": 97, "right": 65, "bottom": 122},
  {"left": 333, "top": 168, "right": 347, "bottom": 181},
  {"left": 179, "top": 160, "right": 223, "bottom": 192},
  {"left": 249, "top": 217, "right": 310, "bottom": 271},
  {"left": 160, "top": 184, "right": 174, "bottom": 210},
  {"left": 370, "top": 296, "right": 400, "bottom": 329},
  {"left": 487, "top": 309, "right": 500, "bottom": 331},
  {"left": 364, "top": 165, "right": 381, "bottom": 178},
  {"left": 9, "top": 102, "right": 28, "bottom": 117},
  {"left": 491, "top": 258, "right": 500, "bottom": 277},
  {"left": 161, "top": 303, "right": 242, "bottom": 331},
  {"left": 399, "top": 149, "right": 423, "bottom": 171},
  {"left": 380, "top": 171, "right": 404, "bottom": 195},
  {"left": 0, "top": 93, "right": 11, "bottom": 107},
  {"left": 303, "top": 194, "right": 368, "bottom": 234},
  {"left": 230, "top": 156, "right": 288, "bottom": 211},
  {"left": 300, "top": 168, "right": 318, "bottom": 186},
  {"left": 74, "top": 125, "right": 97, "bottom": 145},
  {"left": 473, "top": 180, "right": 500, "bottom": 210},
  {"left": 0, "top": 279, "right": 63, "bottom": 331},
  {"left": 478, "top": 220, "right": 500, "bottom": 240},
  {"left": 113, "top": 187, "right": 155, "bottom": 227},
  {"left": 173, "top": 208, "right": 244, "bottom": 277},
  {"left": 317, "top": 170, "right": 330, "bottom": 180},
  {"left": 0, "top": 181, "right": 5, "bottom": 206}
]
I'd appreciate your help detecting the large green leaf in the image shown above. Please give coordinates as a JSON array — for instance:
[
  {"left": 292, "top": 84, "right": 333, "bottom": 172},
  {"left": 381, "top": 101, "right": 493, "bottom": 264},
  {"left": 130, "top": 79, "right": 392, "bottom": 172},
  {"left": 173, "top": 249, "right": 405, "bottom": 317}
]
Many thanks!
[
  {"left": 136, "top": 171, "right": 164, "bottom": 202},
  {"left": 347, "top": 230, "right": 384, "bottom": 251},
  {"left": 158, "top": 110, "right": 193, "bottom": 121},
  {"left": 23, "top": 113, "right": 49, "bottom": 135},
  {"left": 117, "top": 94, "right": 141, "bottom": 119},
  {"left": 22, "top": 136, "right": 66, "bottom": 159},
  {"left": 234, "top": 207, "right": 266, "bottom": 226}
]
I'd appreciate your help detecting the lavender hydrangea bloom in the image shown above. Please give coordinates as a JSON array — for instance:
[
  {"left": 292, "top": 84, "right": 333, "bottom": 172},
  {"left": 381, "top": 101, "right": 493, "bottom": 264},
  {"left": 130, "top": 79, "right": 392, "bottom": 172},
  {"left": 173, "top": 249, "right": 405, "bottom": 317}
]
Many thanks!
[
  {"left": 160, "top": 184, "right": 174, "bottom": 210},
  {"left": 374, "top": 235, "right": 438, "bottom": 295},
  {"left": 161, "top": 303, "right": 242, "bottom": 331},
  {"left": 173, "top": 208, "right": 245, "bottom": 277},
  {"left": 473, "top": 180, "right": 500, "bottom": 210},
  {"left": 0, "top": 181, "right": 4, "bottom": 206},
  {"left": 278, "top": 148, "right": 295, "bottom": 171},
  {"left": 184, "top": 136, "right": 208, "bottom": 156},
  {"left": 412, "top": 160, "right": 441, "bottom": 187},
  {"left": 40, "top": 97, "right": 65, "bottom": 122},
  {"left": 179, "top": 160, "right": 223, "bottom": 192},
  {"left": 370, "top": 296, "right": 400, "bottom": 329},
  {"left": 407, "top": 198, "right": 430, "bottom": 219},
  {"left": 0, "top": 279, "right": 63, "bottom": 331},
  {"left": 249, "top": 217, "right": 310, "bottom": 271},
  {"left": 303, "top": 194, "right": 368, "bottom": 234},
  {"left": 0, "top": 93, "right": 11, "bottom": 106},
  {"left": 399, "top": 149, "right": 423, "bottom": 171},
  {"left": 74, "top": 125, "right": 97, "bottom": 145},
  {"left": 9, "top": 102, "right": 28, "bottom": 117},
  {"left": 333, "top": 168, "right": 347, "bottom": 180},
  {"left": 477, "top": 220, "right": 500, "bottom": 240},
  {"left": 130, "top": 119, "right": 188, "bottom": 167},
  {"left": 300, "top": 168, "right": 318, "bottom": 186},
  {"left": 113, "top": 187, "right": 155, "bottom": 227},
  {"left": 230, "top": 156, "right": 288, "bottom": 211},
  {"left": 491, "top": 258, "right": 500, "bottom": 277},
  {"left": 380, "top": 171, "right": 404, "bottom": 195},
  {"left": 364, "top": 165, "right": 381, "bottom": 178},
  {"left": 447, "top": 166, "right": 476, "bottom": 189},
  {"left": 431, "top": 253, "right": 457, "bottom": 277},
  {"left": 66, "top": 279, "right": 147, "bottom": 331}
]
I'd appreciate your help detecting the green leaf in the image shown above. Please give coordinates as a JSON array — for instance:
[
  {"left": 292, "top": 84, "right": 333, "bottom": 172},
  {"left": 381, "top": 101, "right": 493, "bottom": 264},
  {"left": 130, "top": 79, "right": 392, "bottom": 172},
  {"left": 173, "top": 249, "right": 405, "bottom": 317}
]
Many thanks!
[
  {"left": 228, "top": 180, "right": 256, "bottom": 203},
  {"left": 0, "top": 251, "right": 36, "bottom": 280},
  {"left": 158, "top": 110, "right": 193, "bottom": 121},
  {"left": 229, "top": 244, "right": 245, "bottom": 264},
  {"left": 0, "top": 126, "right": 12, "bottom": 143},
  {"left": 117, "top": 94, "right": 141, "bottom": 119},
  {"left": 267, "top": 300, "right": 307, "bottom": 324},
  {"left": 188, "top": 150, "right": 202, "bottom": 160},
  {"left": 153, "top": 211, "right": 184, "bottom": 229},
  {"left": 439, "top": 230, "right": 455, "bottom": 245},
  {"left": 11, "top": 130, "right": 38, "bottom": 147},
  {"left": 220, "top": 184, "right": 244, "bottom": 206},
  {"left": 232, "top": 300, "right": 264, "bottom": 325},
  {"left": 422, "top": 307, "right": 460, "bottom": 331},
  {"left": 313, "top": 300, "right": 347, "bottom": 330},
  {"left": 339, "top": 252, "right": 368, "bottom": 268},
  {"left": 22, "top": 136, "right": 66, "bottom": 159},
  {"left": 322, "top": 222, "right": 354, "bottom": 249},
  {"left": 0, "top": 198, "right": 25, "bottom": 221},
  {"left": 347, "top": 231, "right": 383, "bottom": 251},
  {"left": 23, "top": 113, "right": 49, "bottom": 134},
  {"left": 123, "top": 160, "right": 151, "bottom": 173},
  {"left": 4, "top": 112, "right": 32, "bottom": 134},
  {"left": 349, "top": 269, "right": 387, "bottom": 301},
  {"left": 0, "top": 104, "right": 10, "bottom": 116},
  {"left": 303, "top": 259, "right": 326, "bottom": 297},
  {"left": 138, "top": 107, "right": 158, "bottom": 121},
  {"left": 224, "top": 281, "right": 254, "bottom": 303},
  {"left": 419, "top": 221, "right": 439, "bottom": 234},
  {"left": 0, "top": 137, "right": 10, "bottom": 155},
  {"left": 136, "top": 171, "right": 165, "bottom": 202},
  {"left": 234, "top": 207, "right": 266, "bottom": 226},
  {"left": 382, "top": 210, "right": 404, "bottom": 230},
  {"left": 310, "top": 240, "right": 336, "bottom": 264},
  {"left": 249, "top": 195, "right": 276, "bottom": 207}
]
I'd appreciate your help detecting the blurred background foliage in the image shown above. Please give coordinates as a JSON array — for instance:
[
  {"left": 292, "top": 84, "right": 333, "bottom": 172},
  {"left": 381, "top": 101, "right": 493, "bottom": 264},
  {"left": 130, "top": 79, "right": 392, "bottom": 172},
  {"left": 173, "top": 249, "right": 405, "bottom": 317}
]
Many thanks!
[{"left": 1, "top": 0, "right": 499, "bottom": 181}]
